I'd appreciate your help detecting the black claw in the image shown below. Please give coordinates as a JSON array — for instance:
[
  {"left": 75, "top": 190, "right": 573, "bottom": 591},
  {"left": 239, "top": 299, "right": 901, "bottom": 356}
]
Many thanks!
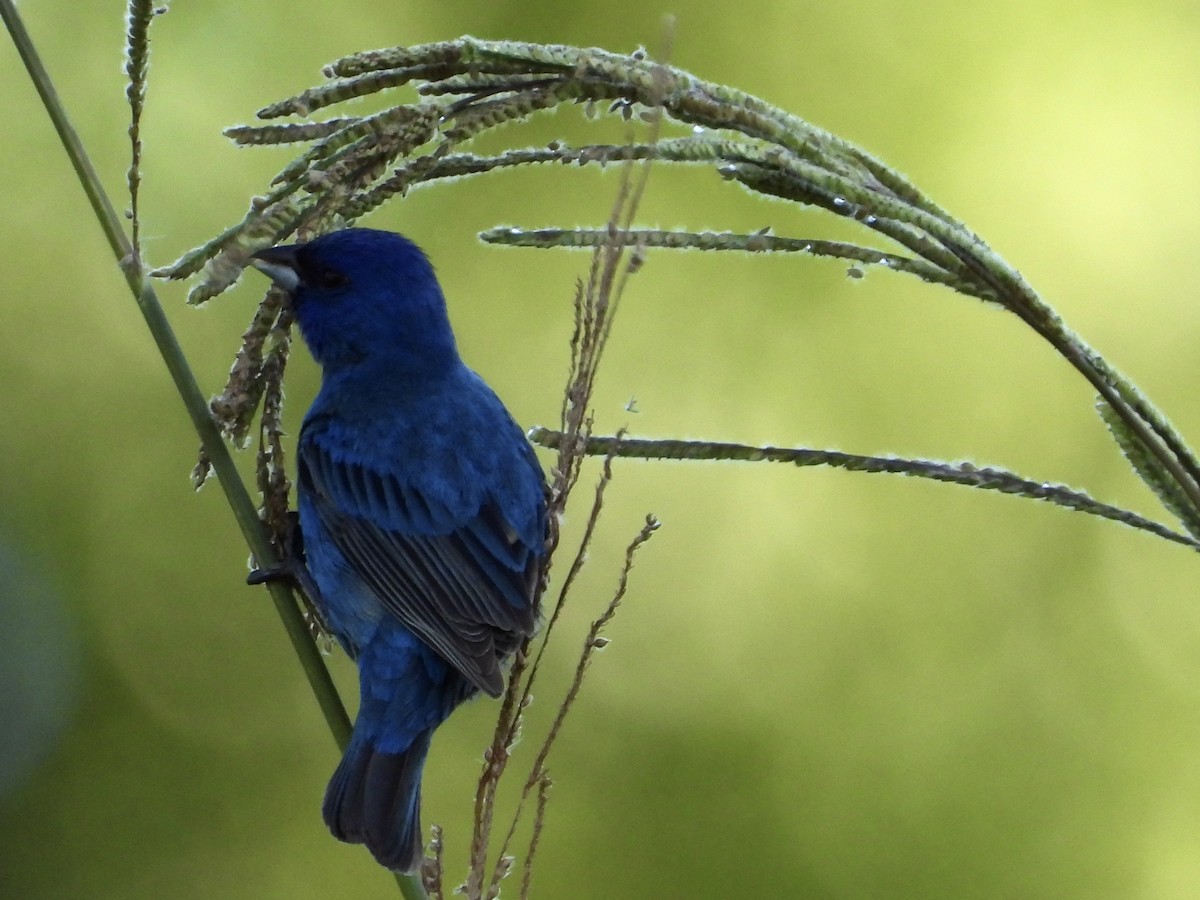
[
  {"left": 247, "top": 566, "right": 291, "bottom": 586},
  {"left": 246, "top": 514, "right": 332, "bottom": 635},
  {"left": 248, "top": 512, "right": 312, "bottom": 591}
]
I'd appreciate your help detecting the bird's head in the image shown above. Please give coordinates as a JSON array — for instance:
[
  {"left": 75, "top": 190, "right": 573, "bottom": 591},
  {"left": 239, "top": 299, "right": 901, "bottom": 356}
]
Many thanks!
[{"left": 250, "top": 228, "right": 459, "bottom": 375}]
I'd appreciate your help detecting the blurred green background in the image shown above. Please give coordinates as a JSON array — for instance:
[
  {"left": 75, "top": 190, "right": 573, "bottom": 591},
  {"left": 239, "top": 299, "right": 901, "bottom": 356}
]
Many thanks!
[{"left": 4, "top": 1, "right": 1200, "bottom": 897}]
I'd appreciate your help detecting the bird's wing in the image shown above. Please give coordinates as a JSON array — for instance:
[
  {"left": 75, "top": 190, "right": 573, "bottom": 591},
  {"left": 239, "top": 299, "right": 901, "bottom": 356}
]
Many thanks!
[{"left": 299, "top": 438, "right": 542, "bottom": 698}]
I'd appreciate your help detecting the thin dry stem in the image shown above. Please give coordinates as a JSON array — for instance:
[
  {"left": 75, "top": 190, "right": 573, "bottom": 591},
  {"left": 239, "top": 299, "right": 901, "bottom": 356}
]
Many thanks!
[
  {"left": 519, "top": 775, "right": 554, "bottom": 900},
  {"left": 486, "top": 512, "right": 659, "bottom": 897},
  {"left": 462, "top": 68, "right": 665, "bottom": 893},
  {"left": 421, "top": 824, "right": 445, "bottom": 899}
]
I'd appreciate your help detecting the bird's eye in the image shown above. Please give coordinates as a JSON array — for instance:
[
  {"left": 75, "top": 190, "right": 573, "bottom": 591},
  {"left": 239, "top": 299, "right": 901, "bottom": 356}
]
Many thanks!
[{"left": 316, "top": 267, "right": 349, "bottom": 290}]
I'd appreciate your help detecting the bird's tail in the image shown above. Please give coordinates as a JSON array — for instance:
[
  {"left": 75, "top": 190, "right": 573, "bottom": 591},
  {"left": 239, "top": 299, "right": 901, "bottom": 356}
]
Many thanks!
[{"left": 322, "top": 728, "right": 434, "bottom": 872}]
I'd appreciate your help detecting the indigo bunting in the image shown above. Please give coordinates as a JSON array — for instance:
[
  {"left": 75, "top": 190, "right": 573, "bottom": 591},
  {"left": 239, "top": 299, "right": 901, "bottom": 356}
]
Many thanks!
[{"left": 249, "top": 228, "right": 546, "bottom": 872}]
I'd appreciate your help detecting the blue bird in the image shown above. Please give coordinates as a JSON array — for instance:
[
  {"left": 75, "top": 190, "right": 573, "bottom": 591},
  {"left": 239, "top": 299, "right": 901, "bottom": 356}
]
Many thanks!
[{"left": 249, "top": 228, "right": 546, "bottom": 872}]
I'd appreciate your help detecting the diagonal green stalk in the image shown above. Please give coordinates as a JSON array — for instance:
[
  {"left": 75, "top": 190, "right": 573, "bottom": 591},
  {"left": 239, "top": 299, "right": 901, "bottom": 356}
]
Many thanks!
[
  {"left": 0, "top": 8, "right": 435, "bottom": 895},
  {"left": 2, "top": 0, "right": 349, "bottom": 744}
]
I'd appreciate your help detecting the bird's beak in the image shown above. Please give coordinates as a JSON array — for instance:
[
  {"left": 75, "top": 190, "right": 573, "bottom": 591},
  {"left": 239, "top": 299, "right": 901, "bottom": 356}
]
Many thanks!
[{"left": 250, "top": 245, "right": 302, "bottom": 293}]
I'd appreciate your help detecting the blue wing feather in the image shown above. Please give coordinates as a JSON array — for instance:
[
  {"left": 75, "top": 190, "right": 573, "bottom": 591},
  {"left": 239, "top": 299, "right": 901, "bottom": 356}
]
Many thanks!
[{"left": 297, "top": 417, "right": 543, "bottom": 697}]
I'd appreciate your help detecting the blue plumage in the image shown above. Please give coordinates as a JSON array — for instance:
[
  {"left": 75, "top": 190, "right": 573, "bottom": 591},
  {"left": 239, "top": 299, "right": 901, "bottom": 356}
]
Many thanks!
[{"left": 250, "top": 228, "right": 545, "bottom": 872}]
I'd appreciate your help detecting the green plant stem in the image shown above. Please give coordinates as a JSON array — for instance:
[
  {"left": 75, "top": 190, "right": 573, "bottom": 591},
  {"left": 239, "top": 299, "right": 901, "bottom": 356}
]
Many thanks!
[
  {"left": 6, "top": 8, "right": 431, "bottom": 890},
  {"left": 1, "top": 4, "right": 433, "bottom": 892},
  {"left": 528, "top": 429, "right": 1200, "bottom": 552},
  {"left": 1, "top": 0, "right": 367, "bottom": 820}
]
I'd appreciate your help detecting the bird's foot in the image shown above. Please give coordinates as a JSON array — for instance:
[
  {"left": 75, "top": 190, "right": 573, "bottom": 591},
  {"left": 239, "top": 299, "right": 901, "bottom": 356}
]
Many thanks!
[
  {"left": 247, "top": 513, "right": 327, "bottom": 616},
  {"left": 247, "top": 522, "right": 335, "bottom": 641}
]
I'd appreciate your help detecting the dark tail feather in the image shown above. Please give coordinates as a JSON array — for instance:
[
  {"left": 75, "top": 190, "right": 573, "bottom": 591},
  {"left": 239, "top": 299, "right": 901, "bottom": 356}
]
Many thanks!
[{"left": 322, "top": 729, "right": 434, "bottom": 872}]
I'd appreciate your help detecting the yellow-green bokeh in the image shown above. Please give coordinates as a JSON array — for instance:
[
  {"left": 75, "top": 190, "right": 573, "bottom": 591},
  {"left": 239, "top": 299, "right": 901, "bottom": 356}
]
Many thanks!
[{"left": 4, "top": 2, "right": 1200, "bottom": 898}]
